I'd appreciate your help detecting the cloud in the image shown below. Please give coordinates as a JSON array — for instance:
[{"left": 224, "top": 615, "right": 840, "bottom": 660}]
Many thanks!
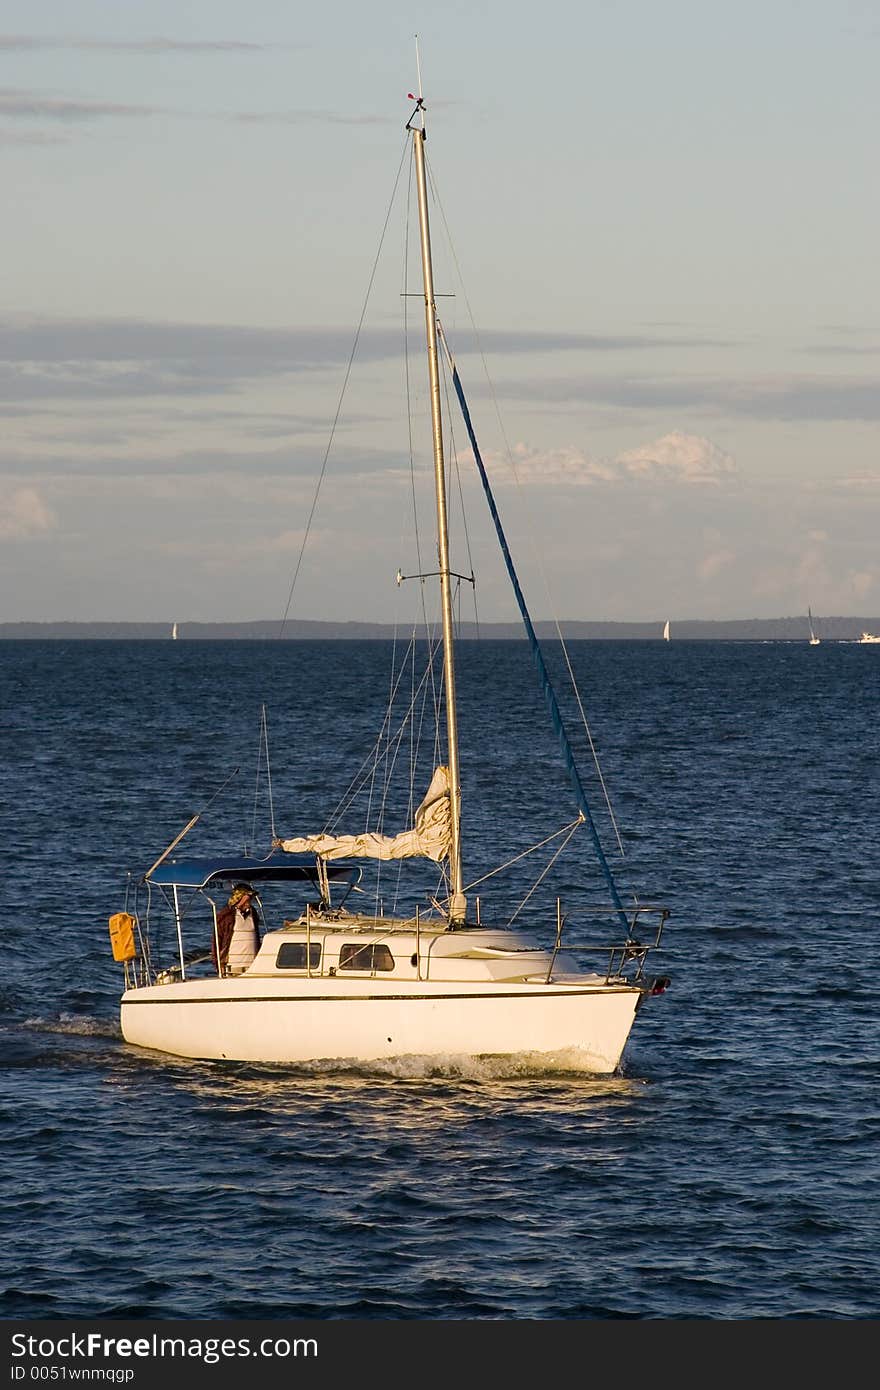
[
  {"left": 0, "top": 435, "right": 407, "bottom": 481},
  {"left": 698, "top": 547, "right": 737, "bottom": 580},
  {"left": 15, "top": 318, "right": 852, "bottom": 422},
  {"left": 0, "top": 315, "right": 396, "bottom": 359},
  {"left": 495, "top": 442, "right": 613, "bottom": 485},
  {"left": 498, "top": 431, "right": 737, "bottom": 488},
  {"left": 615, "top": 431, "right": 737, "bottom": 484},
  {"left": 847, "top": 568, "right": 879, "bottom": 600},
  {"left": 0, "top": 87, "right": 158, "bottom": 121},
  {"left": 805, "top": 324, "right": 880, "bottom": 355},
  {"left": 453, "top": 328, "right": 735, "bottom": 354},
  {"left": 0, "top": 36, "right": 269, "bottom": 53},
  {"left": 807, "top": 344, "right": 880, "bottom": 356},
  {"left": 0, "top": 128, "right": 65, "bottom": 145},
  {"left": 0, "top": 319, "right": 402, "bottom": 404},
  {"left": 0, "top": 317, "right": 716, "bottom": 364},
  {"left": 0, "top": 361, "right": 230, "bottom": 403},
  {"left": 0, "top": 486, "right": 56, "bottom": 539},
  {"left": 234, "top": 109, "right": 393, "bottom": 127},
  {"left": 496, "top": 370, "right": 880, "bottom": 422},
  {"left": 826, "top": 472, "right": 880, "bottom": 492},
  {"left": 0, "top": 316, "right": 724, "bottom": 406}
]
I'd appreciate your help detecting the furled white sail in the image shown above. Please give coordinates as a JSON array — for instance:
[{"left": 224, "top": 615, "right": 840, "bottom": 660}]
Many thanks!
[{"left": 276, "top": 765, "right": 452, "bottom": 863}]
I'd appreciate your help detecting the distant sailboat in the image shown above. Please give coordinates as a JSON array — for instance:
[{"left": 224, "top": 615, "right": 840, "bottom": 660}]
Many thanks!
[
  {"left": 808, "top": 609, "right": 820, "bottom": 646},
  {"left": 171, "top": 622, "right": 178, "bottom": 641},
  {"left": 662, "top": 620, "right": 670, "bottom": 642}
]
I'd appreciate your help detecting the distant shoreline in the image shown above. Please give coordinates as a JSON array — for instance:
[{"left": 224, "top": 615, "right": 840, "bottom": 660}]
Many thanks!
[{"left": 1, "top": 618, "right": 878, "bottom": 641}]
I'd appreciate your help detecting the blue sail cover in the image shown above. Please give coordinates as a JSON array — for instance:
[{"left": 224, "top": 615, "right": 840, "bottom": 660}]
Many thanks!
[{"left": 148, "top": 851, "right": 360, "bottom": 889}]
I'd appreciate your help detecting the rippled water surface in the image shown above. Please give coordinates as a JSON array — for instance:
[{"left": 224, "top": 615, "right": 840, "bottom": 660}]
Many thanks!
[{"left": 2, "top": 638, "right": 878, "bottom": 1319}]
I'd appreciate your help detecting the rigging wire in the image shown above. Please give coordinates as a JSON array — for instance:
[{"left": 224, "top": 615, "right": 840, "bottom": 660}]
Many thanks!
[
  {"left": 403, "top": 151, "right": 427, "bottom": 600},
  {"left": 504, "top": 817, "right": 583, "bottom": 929},
  {"left": 257, "top": 704, "right": 276, "bottom": 844},
  {"left": 440, "top": 347, "right": 480, "bottom": 636},
  {"left": 398, "top": 142, "right": 444, "bottom": 839},
  {"left": 248, "top": 710, "right": 263, "bottom": 853},
  {"left": 463, "top": 816, "right": 584, "bottom": 894},
  {"left": 371, "top": 622, "right": 408, "bottom": 919},
  {"left": 347, "top": 626, "right": 449, "bottom": 921},
  {"left": 401, "top": 142, "right": 444, "bottom": 734},
  {"left": 248, "top": 703, "right": 276, "bottom": 852},
  {"left": 142, "top": 766, "right": 240, "bottom": 882},
  {"left": 270, "top": 133, "right": 451, "bottom": 917},
  {"left": 276, "top": 134, "right": 411, "bottom": 639},
  {"left": 323, "top": 629, "right": 444, "bottom": 831},
  {"left": 425, "top": 156, "right": 629, "bottom": 865},
  {"left": 425, "top": 156, "right": 481, "bottom": 637},
  {"left": 359, "top": 135, "right": 459, "bottom": 916},
  {"left": 271, "top": 128, "right": 626, "bottom": 921},
  {"left": 554, "top": 643, "right": 625, "bottom": 855}
]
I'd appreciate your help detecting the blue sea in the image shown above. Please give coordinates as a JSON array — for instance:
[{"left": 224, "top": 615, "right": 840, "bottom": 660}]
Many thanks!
[{"left": 2, "top": 637, "right": 878, "bottom": 1321}]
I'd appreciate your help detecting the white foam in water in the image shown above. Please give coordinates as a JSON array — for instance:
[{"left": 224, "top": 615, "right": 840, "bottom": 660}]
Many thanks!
[
  {"left": 287, "top": 1049, "right": 642, "bottom": 1083},
  {"left": 25, "top": 1012, "right": 120, "bottom": 1039}
]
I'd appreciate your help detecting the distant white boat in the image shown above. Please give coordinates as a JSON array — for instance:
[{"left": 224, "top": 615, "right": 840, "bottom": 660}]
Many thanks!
[
  {"left": 172, "top": 623, "right": 178, "bottom": 641},
  {"left": 858, "top": 631, "right": 880, "bottom": 644},
  {"left": 808, "top": 608, "right": 820, "bottom": 646},
  {"left": 662, "top": 620, "right": 670, "bottom": 642}
]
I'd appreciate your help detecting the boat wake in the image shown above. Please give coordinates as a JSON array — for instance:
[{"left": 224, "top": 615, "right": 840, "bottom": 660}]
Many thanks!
[
  {"left": 24, "top": 1011, "right": 120, "bottom": 1040},
  {"left": 350, "top": 1048, "right": 638, "bottom": 1081},
  {"left": 189, "top": 1049, "right": 647, "bottom": 1085}
]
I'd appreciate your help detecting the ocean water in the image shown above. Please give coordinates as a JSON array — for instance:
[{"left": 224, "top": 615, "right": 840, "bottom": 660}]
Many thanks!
[{"left": 2, "top": 637, "right": 878, "bottom": 1320}]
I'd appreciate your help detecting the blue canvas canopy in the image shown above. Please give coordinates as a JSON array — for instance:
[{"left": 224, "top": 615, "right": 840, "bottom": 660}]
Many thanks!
[{"left": 147, "top": 851, "right": 360, "bottom": 890}]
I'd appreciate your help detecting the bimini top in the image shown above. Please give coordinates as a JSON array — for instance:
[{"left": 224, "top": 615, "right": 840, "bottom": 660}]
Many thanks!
[{"left": 146, "top": 851, "right": 360, "bottom": 890}]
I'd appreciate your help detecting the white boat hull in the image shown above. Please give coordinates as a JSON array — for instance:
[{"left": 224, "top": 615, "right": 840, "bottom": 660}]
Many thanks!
[{"left": 121, "top": 975, "right": 643, "bottom": 1074}]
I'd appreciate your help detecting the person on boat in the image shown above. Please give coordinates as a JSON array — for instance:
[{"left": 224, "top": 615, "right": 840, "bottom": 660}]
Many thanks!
[{"left": 212, "top": 883, "right": 261, "bottom": 976}]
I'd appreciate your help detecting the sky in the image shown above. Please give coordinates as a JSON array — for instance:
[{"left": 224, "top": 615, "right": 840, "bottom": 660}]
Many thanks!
[{"left": 1, "top": 0, "right": 878, "bottom": 626}]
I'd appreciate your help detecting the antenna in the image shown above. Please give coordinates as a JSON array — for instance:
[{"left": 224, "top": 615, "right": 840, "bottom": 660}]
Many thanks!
[{"left": 405, "top": 34, "right": 426, "bottom": 131}]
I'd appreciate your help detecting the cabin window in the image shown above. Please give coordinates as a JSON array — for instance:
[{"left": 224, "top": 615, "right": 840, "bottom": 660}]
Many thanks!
[
  {"left": 338, "top": 943, "right": 395, "bottom": 973},
  {"left": 276, "top": 942, "right": 322, "bottom": 971}
]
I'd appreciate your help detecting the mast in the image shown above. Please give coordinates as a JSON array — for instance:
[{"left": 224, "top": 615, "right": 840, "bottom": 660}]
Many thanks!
[{"left": 409, "top": 98, "right": 466, "bottom": 923}]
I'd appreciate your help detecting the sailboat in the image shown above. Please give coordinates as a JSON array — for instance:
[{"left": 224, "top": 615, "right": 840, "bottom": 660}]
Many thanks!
[
  {"left": 109, "top": 95, "right": 670, "bottom": 1073},
  {"left": 807, "top": 609, "right": 820, "bottom": 645},
  {"left": 662, "top": 620, "right": 670, "bottom": 642},
  {"left": 171, "top": 622, "right": 178, "bottom": 641}
]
